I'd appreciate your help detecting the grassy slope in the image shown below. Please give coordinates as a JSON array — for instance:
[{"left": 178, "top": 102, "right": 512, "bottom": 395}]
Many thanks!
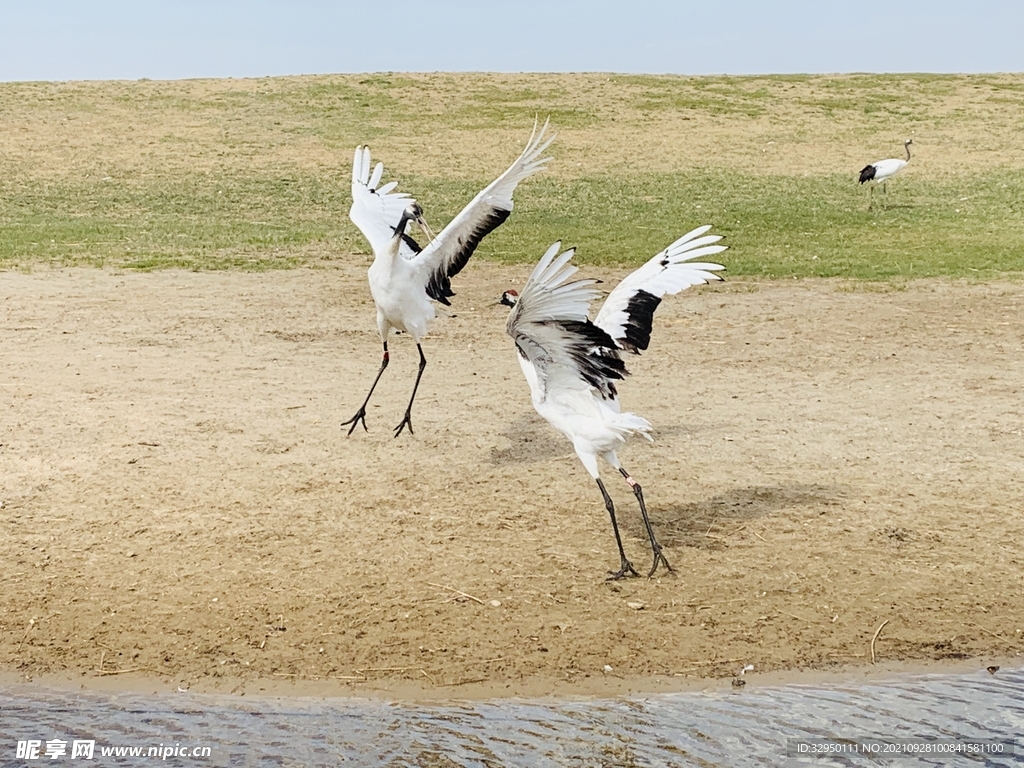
[{"left": 0, "top": 73, "right": 1021, "bottom": 277}]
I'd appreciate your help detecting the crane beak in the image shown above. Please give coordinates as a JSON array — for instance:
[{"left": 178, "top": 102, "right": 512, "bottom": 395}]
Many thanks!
[{"left": 416, "top": 215, "right": 436, "bottom": 244}]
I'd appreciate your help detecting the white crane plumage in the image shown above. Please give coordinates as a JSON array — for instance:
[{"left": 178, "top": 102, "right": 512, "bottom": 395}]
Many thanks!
[
  {"left": 501, "top": 226, "right": 727, "bottom": 578},
  {"left": 859, "top": 139, "right": 912, "bottom": 209},
  {"left": 343, "top": 120, "right": 554, "bottom": 437}
]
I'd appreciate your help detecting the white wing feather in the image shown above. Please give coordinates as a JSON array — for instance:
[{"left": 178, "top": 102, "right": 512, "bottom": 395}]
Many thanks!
[
  {"left": 348, "top": 145, "right": 420, "bottom": 257},
  {"left": 594, "top": 225, "right": 726, "bottom": 352},
  {"left": 411, "top": 119, "right": 555, "bottom": 302},
  {"left": 507, "top": 242, "right": 626, "bottom": 401},
  {"left": 507, "top": 241, "right": 600, "bottom": 330}
]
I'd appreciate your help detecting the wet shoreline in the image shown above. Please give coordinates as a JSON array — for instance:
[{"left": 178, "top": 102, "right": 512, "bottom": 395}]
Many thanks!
[{"left": 2, "top": 655, "right": 1019, "bottom": 702}]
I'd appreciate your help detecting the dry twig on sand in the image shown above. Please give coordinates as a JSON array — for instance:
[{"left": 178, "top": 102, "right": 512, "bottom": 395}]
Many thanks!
[
  {"left": 427, "top": 582, "right": 485, "bottom": 605},
  {"left": 870, "top": 619, "right": 890, "bottom": 663}
]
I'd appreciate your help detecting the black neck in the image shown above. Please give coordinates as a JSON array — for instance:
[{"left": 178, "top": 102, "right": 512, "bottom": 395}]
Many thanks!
[{"left": 393, "top": 211, "right": 412, "bottom": 239}]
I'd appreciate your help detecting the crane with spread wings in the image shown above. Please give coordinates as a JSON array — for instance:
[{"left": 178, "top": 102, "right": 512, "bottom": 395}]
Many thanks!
[
  {"left": 501, "top": 227, "right": 726, "bottom": 578},
  {"left": 344, "top": 120, "right": 554, "bottom": 437}
]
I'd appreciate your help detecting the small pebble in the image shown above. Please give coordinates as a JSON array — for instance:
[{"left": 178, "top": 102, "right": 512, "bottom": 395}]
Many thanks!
[
  {"left": 627, "top": 601, "right": 645, "bottom": 611},
  {"left": 489, "top": 599, "right": 501, "bottom": 607}
]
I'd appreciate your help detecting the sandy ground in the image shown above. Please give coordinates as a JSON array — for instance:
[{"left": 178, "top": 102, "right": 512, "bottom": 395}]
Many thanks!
[{"left": 2, "top": 265, "right": 1023, "bottom": 698}]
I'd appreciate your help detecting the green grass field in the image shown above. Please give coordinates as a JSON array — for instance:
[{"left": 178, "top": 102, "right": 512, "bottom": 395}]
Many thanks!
[{"left": 1, "top": 73, "right": 1021, "bottom": 278}]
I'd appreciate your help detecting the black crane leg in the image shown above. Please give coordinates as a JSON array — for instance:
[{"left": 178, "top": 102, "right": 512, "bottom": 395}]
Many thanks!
[
  {"left": 393, "top": 343, "right": 427, "bottom": 438},
  {"left": 619, "top": 467, "right": 674, "bottom": 578},
  {"left": 340, "top": 343, "right": 389, "bottom": 435},
  {"left": 598, "top": 478, "right": 639, "bottom": 580}
]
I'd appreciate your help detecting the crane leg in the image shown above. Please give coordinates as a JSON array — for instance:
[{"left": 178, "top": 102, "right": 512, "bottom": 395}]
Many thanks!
[
  {"left": 598, "top": 478, "right": 639, "bottom": 580},
  {"left": 620, "top": 467, "right": 674, "bottom": 578},
  {"left": 341, "top": 342, "right": 389, "bottom": 435},
  {"left": 393, "top": 343, "right": 427, "bottom": 438}
]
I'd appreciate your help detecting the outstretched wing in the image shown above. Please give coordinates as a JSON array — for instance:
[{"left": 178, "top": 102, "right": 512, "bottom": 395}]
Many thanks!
[
  {"left": 594, "top": 225, "right": 726, "bottom": 353},
  {"left": 349, "top": 145, "right": 422, "bottom": 258},
  {"left": 506, "top": 242, "right": 627, "bottom": 402},
  {"left": 413, "top": 119, "right": 555, "bottom": 305}
]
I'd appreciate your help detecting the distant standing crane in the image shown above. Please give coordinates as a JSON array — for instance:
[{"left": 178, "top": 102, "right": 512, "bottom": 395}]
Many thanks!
[
  {"left": 501, "top": 227, "right": 726, "bottom": 578},
  {"left": 859, "top": 139, "right": 912, "bottom": 209}
]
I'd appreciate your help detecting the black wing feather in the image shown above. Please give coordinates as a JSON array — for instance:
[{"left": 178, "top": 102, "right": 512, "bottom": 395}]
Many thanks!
[
  {"left": 425, "top": 207, "right": 510, "bottom": 305},
  {"left": 553, "top": 319, "right": 628, "bottom": 399},
  {"left": 401, "top": 232, "right": 423, "bottom": 254},
  {"left": 859, "top": 165, "right": 876, "bottom": 184},
  {"left": 617, "top": 290, "right": 662, "bottom": 353}
]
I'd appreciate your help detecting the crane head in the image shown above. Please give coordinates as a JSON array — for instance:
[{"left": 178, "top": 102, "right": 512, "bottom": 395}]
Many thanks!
[
  {"left": 904, "top": 138, "right": 913, "bottom": 145},
  {"left": 499, "top": 289, "right": 519, "bottom": 308},
  {"left": 404, "top": 203, "right": 435, "bottom": 242}
]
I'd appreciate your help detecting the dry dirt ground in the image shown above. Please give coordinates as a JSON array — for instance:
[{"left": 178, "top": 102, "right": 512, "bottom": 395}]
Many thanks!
[{"left": 2, "top": 265, "right": 1023, "bottom": 698}]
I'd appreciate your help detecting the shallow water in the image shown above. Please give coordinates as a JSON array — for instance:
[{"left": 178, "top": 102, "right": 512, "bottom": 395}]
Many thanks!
[{"left": 2, "top": 668, "right": 1023, "bottom": 766}]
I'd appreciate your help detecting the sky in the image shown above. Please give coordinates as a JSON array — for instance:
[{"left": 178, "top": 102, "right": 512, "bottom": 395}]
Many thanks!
[{"left": 1, "top": 1, "right": 1021, "bottom": 82}]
